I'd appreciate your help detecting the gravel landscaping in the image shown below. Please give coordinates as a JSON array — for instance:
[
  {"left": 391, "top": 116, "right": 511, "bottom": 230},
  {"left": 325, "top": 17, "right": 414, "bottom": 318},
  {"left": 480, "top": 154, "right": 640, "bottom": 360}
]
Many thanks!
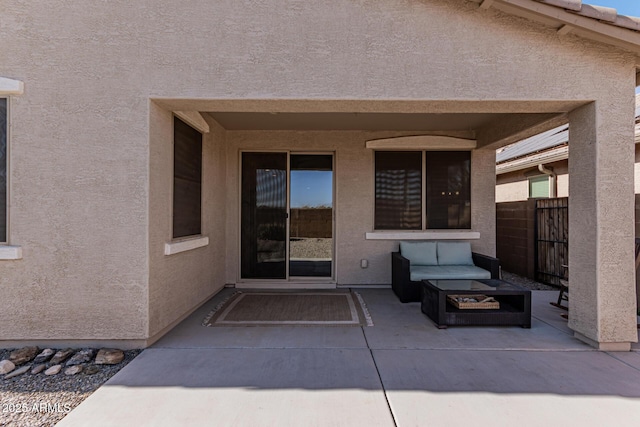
[
  {"left": 0, "top": 348, "right": 141, "bottom": 427},
  {"left": 501, "top": 270, "right": 556, "bottom": 290},
  {"left": 289, "top": 237, "right": 332, "bottom": 259}
]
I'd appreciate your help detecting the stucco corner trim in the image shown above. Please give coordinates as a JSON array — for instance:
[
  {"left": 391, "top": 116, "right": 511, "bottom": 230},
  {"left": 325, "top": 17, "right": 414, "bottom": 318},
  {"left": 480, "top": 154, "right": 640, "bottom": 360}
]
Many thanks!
[
  {"left": 164, "top": 236, "right": 209, "bottom": 256},
  {"left": 365, "top": 135, "right": 476, "bottom": 151},
  {"left": 0, "top": 245, "right": 23, "bottom": 260},
  {"left": 0, "top": 77, "right": 24, "bottom": 96},
  {"left": 175, "top": 111, "right": 210, "bottom": 134},
  {"left": 365, "top": 231, "right": 480, "bottom": 240}
]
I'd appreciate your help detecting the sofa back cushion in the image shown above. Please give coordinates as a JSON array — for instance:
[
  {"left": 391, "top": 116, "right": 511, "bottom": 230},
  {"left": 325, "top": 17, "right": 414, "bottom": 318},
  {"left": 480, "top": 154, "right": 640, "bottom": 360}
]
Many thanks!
[
  {"left": 437, "top": 241, "right": 474, "bottom": 266},
  {"left": 400, "top": 241, "right": 438, "bottom": 266}
]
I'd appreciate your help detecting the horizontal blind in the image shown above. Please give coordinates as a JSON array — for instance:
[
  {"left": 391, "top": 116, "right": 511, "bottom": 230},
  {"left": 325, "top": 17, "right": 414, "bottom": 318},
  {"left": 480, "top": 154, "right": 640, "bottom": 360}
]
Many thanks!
[
  {"left": 374, "top": 151, "right": 422, "bottom": 230},
  {"left": 173, "top": 117, "right": 202, "bottom": 238}
]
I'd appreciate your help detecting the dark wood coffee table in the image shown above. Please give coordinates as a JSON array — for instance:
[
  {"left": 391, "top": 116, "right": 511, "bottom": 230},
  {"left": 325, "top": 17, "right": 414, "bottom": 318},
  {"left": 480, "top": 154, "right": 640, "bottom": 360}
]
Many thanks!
[{"left": 420, "top": 279, "right": 531, "bottom": 328}]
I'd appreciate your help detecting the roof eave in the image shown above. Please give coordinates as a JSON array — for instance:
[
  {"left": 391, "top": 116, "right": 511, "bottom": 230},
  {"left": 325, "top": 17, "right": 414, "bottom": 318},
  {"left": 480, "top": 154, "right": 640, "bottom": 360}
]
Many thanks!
[
  {"left": 470, "top": 0, "right": 640, "bottom": 57},
  {"left": 496, "top": 146, "right": 569, "bottom": 175}
]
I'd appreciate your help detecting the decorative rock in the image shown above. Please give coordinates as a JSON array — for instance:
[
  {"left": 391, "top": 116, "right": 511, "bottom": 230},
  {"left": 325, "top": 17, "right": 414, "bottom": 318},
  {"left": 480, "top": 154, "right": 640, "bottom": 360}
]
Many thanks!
[
  {"left": 44, "top": 365, "right": 62, "bottom": 376},
  {"left": 31, "top": 364, "right": 47, "bottom": 374},
  {"left": 84, "top": 365, "right": 100, "bottom": 375},
  {"left": 0, "top": 360, "right": 16, "bottom": 374},
  {"left": 4, "top": 365, "right": 30, "bottom": 379},
  {"left": 66, "top": 349, "right": 95, "bottom": 366},
  {"left": 33, "top": 348, "right": 55, "bottom": 364},
  {"left": 9, "top": 346, "right": 39, "bottom": 365},
  {"left": 49, "top": 349, "right": 74, "bottom": 365},
  {"left": 94, "top": 348, "right": 124, "bottom": 365},
  {"left": 64, "top": 365, "right": 83, "bottom": 376}
]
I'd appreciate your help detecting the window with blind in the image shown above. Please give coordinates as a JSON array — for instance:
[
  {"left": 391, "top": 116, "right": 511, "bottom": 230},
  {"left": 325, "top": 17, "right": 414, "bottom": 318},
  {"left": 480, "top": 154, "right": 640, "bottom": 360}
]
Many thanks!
[
  {"left": 374, "top": 151, "right": 422, "bottom": 230},
  {"left": 0, "top": 98, "right": 6, "bottom": 243},
  {"left": 173, "top": 116, "right": 202, "bottom": 239},
  {"left": 374, "top": 151, "right": 471, "bottom": 230}
]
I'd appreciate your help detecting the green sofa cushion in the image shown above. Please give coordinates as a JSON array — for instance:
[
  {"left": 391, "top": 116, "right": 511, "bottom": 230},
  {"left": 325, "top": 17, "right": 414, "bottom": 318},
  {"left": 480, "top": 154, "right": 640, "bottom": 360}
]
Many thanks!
[
  {"left": 400, "top": 241, "right": 438, "bottom": 266},
  {"left": 437, "top": 241, "right": 474, "bottom": 266}
]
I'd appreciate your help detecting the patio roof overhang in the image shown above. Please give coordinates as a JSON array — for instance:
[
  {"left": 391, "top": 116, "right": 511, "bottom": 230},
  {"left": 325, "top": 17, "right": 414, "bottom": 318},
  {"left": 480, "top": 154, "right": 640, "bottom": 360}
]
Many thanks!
[{"left": 152, "top": 98, "right": 583, "bottom": 149}]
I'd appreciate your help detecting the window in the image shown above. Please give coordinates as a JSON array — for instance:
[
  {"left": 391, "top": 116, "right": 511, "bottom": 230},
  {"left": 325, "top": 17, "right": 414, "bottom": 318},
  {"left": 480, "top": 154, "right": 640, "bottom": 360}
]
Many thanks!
[
  {"left": 374, "top": 151, "right": 422, "bottom": 230},
  {"left": 0, "top": 98, "right": 6, "bottom": 243},
  {"left": 529, "top": 176, "right": 549, "bottom": 198},
  {"left": 374, "top": 151, "right": 471, "bottom": 230},
  {"left": 173, "top": 116, "right": 202, "bottom": 239}
]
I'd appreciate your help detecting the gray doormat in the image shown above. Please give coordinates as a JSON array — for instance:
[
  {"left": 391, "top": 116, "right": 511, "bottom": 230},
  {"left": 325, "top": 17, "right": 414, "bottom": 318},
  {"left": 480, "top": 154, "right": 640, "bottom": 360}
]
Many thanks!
[{"left": 203, "top": 291, "right": 373, "bottom": 327}]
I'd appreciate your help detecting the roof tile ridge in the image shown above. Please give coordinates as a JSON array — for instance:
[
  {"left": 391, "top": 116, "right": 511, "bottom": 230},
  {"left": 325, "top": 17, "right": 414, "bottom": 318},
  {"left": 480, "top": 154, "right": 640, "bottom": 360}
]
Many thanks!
[
  {"left": 570, "top": 4, "right": 617, "bottom": 23},
  {"left": 613, "top": 14, "right": 640, "bottom": 32},
  {"left": 533, "top": 0, "right": 582, "bottom": 13},
  {"left": 533, "top": 0, "right": 640, "bottom": 32}
]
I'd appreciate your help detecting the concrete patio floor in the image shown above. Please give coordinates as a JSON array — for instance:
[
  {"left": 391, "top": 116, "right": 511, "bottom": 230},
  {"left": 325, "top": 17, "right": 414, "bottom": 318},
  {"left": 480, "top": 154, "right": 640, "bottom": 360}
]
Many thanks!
[{"left": 58, "top": 289, "right": 640, "bottom": 426}]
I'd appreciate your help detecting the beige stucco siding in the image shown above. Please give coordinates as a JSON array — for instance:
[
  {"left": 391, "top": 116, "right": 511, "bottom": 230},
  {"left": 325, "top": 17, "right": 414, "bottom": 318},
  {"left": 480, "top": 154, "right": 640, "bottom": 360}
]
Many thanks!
[
  {"left": 0, "top": 77, "right": 149, "bottom": 340},
  {"left": 5, "top": 0, "right": 635, "bottom": 101},
  {"left": 148, "top": 105, "right": 227, "bottom": 340},
  {"left": 0, "top": 0, "right": 637, "bottom": 343},
  {"left": 496, "top": 181, "right": 529, "bottom": 202}
]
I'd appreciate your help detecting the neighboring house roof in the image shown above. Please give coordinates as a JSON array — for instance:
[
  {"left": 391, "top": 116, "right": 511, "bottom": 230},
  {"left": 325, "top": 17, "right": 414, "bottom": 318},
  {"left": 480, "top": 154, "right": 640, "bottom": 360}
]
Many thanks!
[
  {"left": 497, "top": 124, "right": 568, "bottom": 164},
  {"left": 496, "top": 93, "right": 640, "bottom": 175},
  {"left": 468, "top": 0, "right": 640, "bottom": 55}
]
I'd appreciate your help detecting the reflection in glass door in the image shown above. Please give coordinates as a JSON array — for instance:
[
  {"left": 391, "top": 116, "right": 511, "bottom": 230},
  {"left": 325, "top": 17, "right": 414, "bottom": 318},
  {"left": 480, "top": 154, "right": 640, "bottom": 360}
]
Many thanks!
[
  {"left": 241, "top": 152, "right": 287, "bottom": 279},
  {"left": 289, "top": 155, "right": 333, "bottom": 277}
]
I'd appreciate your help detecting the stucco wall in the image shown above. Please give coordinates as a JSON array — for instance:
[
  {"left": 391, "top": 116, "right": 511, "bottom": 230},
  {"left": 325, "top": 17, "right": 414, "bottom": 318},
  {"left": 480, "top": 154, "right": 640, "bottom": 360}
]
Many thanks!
[
  {"left": 148, "top": 105, "right": 227, "bottom": 340},
  {"left": 1, "top": 0, "right": 637, "bottom": 342}
]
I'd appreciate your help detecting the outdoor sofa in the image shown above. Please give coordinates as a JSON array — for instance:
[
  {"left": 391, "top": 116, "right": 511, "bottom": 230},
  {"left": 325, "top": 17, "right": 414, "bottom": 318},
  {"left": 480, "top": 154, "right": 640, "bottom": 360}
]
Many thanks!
[{"left": 391, "top": 241, "right": 500, "bottom": 303}]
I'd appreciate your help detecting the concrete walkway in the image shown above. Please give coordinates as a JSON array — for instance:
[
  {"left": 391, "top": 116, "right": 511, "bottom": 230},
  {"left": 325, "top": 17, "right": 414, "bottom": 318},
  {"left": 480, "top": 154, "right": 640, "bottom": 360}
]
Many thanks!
[{"left": 58, "top": 289, "right": 640, "bottom": 426}]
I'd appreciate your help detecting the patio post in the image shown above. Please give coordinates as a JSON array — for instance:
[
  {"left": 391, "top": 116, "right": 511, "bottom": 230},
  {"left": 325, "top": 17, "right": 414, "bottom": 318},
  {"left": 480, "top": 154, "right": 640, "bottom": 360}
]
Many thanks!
[
  {"left": 471, "top": 147, "right": 497, "bottom": 257},
  {"left": 568, "top": 100, "right": 638, "bottom": 351}
]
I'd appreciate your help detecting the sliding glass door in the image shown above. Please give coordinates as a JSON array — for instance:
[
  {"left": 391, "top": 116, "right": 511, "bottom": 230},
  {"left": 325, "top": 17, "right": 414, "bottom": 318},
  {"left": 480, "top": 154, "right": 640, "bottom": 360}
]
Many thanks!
[
  {"left": 289, "top": 154, "right": 333, "bottom": 278},
  {"left": 240, "top": 152, "right": 334, "bottom": 281}
]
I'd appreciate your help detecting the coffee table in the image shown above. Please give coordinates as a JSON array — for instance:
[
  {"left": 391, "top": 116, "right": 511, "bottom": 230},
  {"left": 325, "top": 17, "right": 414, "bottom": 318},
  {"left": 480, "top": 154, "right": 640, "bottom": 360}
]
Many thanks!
[{"left": 420, "top": 279, "right": 531, "bottom": 328}]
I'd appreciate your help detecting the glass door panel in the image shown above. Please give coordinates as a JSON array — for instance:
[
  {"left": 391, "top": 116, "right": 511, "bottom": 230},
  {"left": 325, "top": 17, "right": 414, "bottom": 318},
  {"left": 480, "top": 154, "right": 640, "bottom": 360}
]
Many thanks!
[
  {"left": 241, "top": 152, "right": 287, "bottom": 279},
  {"left": 289, "top": 154, "right": 333, "bottom": 277}
]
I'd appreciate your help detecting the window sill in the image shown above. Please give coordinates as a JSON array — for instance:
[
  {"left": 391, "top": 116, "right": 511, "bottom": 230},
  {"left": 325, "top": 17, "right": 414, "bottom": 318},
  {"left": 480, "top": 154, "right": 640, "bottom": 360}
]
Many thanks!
[
  {"left": 365, "top": 231, "right": 480, "bottom": 240},
  {"left": 164, "top": 236, "right": 209, "bottom": 256},
  {"left": 0, "top": 245, "right": 23, "bottom": 260}
]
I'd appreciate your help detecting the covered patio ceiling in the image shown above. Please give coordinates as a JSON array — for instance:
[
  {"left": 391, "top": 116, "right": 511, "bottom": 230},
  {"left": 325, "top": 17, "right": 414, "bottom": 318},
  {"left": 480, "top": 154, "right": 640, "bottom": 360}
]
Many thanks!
[
  {"left": 206, "top": 111, "right": 544, "bottom": 132},
  {"left": 153, "top": 98, "right": 588, "bottom": 147}
]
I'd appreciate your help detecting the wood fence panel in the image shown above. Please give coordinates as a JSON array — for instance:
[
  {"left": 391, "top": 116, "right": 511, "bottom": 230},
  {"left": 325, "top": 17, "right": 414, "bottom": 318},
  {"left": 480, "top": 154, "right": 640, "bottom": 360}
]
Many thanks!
[{"left": 535, "top": 197, "right": 568, "bottom": 286}]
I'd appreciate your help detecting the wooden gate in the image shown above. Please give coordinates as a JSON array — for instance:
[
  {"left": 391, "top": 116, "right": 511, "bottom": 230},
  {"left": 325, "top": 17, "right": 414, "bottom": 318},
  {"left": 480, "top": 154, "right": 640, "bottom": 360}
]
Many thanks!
[{"left": 535, "top": 198, "right": 568, "bottom": 286}]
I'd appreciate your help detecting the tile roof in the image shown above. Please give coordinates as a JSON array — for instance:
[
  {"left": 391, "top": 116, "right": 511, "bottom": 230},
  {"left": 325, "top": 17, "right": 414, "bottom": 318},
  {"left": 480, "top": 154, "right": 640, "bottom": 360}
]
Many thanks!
[
  {"left": 470, "top": 0, "right": 640, "bottom": 50},
  {"left": 531, "top": 0, "right": 640, "bottom": 32}
]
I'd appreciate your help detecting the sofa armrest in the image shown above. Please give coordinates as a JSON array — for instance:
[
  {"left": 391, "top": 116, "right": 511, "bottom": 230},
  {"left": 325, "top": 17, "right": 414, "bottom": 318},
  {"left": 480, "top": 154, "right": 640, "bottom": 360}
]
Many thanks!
[
  {"left": 472, "top": 252, "right": 500, "bottom": 279},
  {"left": 392, "top": 251, "right": 419, "bottom": 302},
  {"left": 392, "top": 251, "right": 410, "bottom": 270}
]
